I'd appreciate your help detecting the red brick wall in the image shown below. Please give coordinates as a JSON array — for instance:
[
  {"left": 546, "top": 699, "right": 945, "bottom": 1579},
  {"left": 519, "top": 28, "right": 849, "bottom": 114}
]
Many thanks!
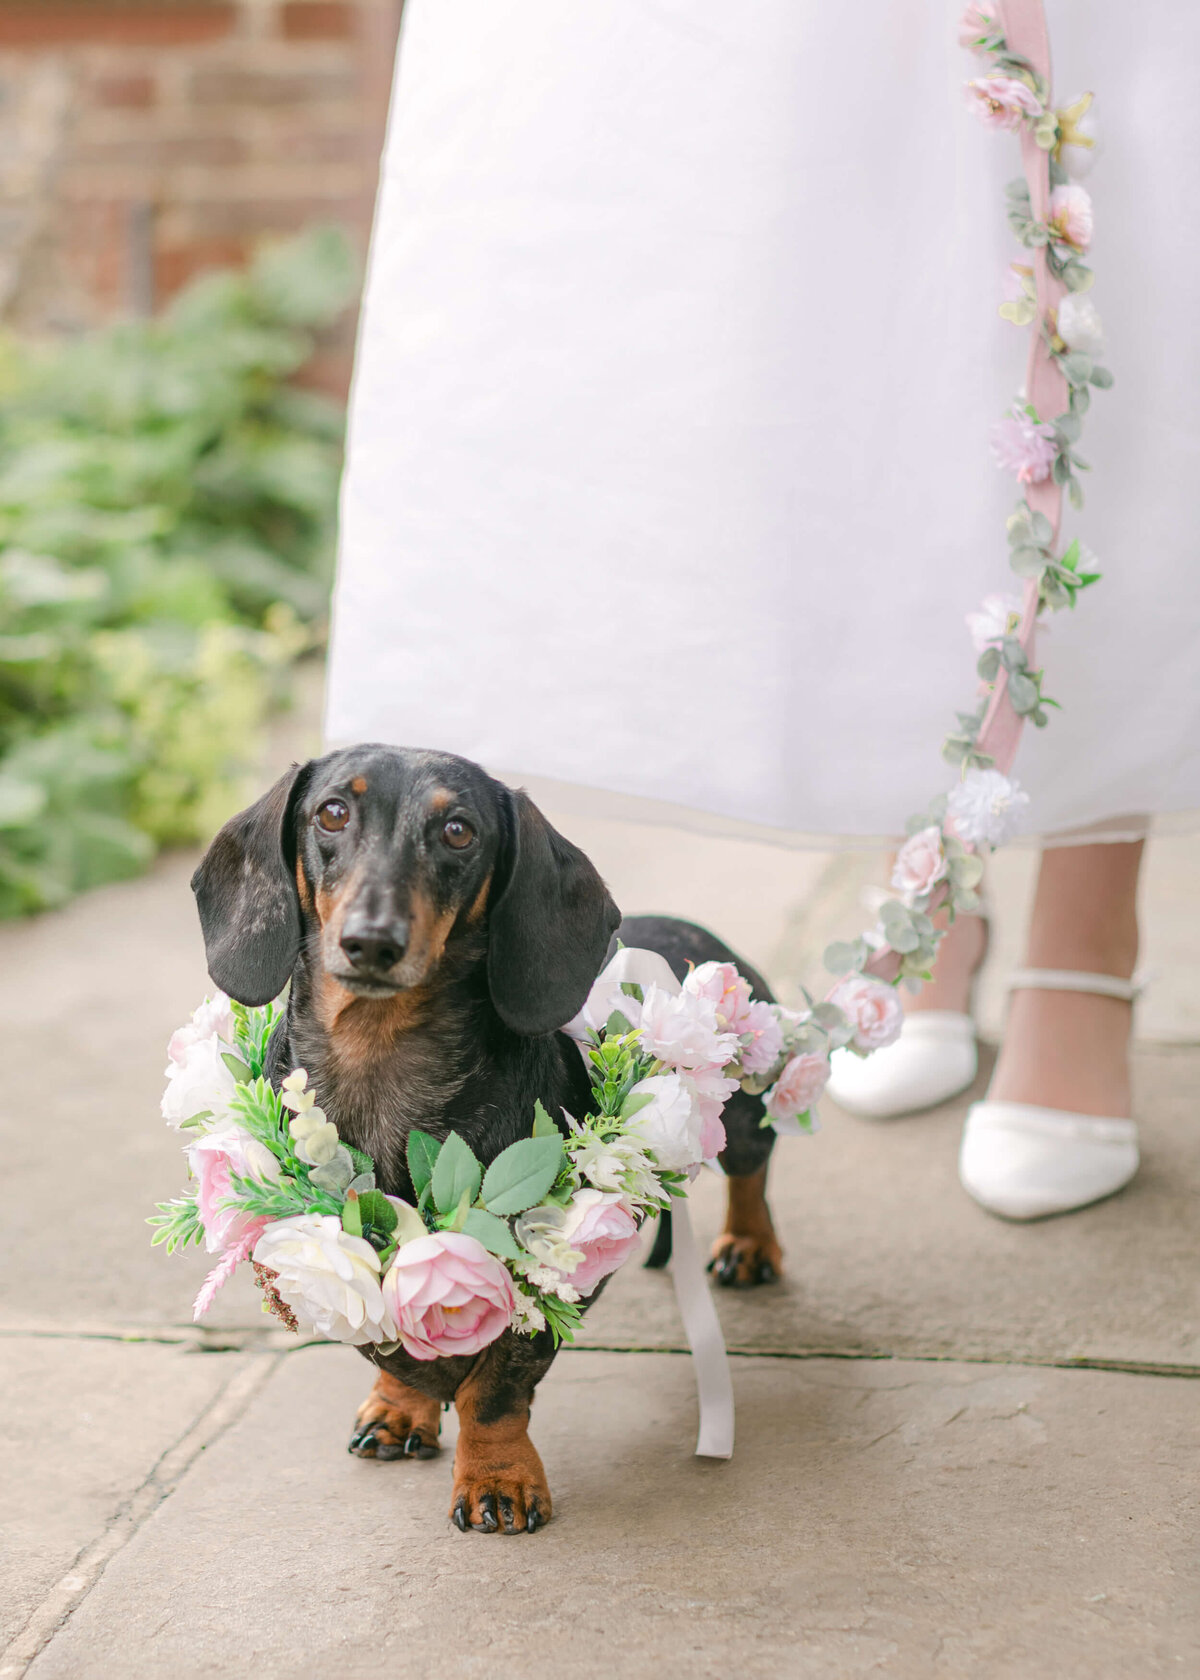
[{"left": 0, "top": 0, "right": 403, "bottom": 390}]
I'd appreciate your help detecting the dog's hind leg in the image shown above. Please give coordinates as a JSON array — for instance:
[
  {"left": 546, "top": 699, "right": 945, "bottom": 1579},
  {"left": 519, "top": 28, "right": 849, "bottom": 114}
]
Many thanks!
[
  {"left": 350, "top": 1370, "right": 443, "bottom": 1460},
  {"left": 710, "top": 1088, "right": 782, "bottom": 1288}
]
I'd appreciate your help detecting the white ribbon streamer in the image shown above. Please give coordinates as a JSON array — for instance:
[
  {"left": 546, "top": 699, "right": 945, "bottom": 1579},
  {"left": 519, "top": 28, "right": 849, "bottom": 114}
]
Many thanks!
[{"left": 567, "top": 945, "right": 736, "bottom": 1459}]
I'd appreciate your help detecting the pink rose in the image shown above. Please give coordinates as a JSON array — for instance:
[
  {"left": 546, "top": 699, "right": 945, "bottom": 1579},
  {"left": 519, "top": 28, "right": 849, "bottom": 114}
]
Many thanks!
[
  {"left": 558, "top": 1189, "right": 642, "bottom": 1295},
  {"left": 991, "top": 411, "right": 1058, "bottom": 485},
  {"left": 829, "top": 975, "right": 903, "bottom": 1052},
  {"left": 381, "top": 1231, "right": 515, "bottom": 1361},
  {"left": 965, "top": 75, "right": 1042, "bottom": 131},
  {"left": 891, "top": 826, "right": 948, "bottom": 902},
  {"left": 186, "top": 1124, "right": 279, "bottom": 1254},
  {"left": 1048, "top": 183, "right": 1093, "bottom": 252},
  {"left": 764, "top": 1053, "right": 831, "bottom": 1124}
]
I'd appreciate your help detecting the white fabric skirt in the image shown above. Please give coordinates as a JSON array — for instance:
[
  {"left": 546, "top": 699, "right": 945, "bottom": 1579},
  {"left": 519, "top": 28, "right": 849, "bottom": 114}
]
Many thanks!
[{"left": 325, "top": 0, "right": 1200, "bottom": 848}]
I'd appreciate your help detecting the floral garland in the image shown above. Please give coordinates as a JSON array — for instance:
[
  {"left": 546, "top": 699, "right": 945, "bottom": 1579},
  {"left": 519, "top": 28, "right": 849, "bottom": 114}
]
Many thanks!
[
  {"left": 152, "top": 951, "right": 898, "bottom": 1353},
  {"left": 823, "top": 0, "right": 1110, "bottom": 996}
]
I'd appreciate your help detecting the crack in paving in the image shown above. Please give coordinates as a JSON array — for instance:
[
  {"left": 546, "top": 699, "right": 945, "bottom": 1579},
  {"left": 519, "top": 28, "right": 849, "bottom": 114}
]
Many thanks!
[
  {"left": 0, "top": 1350, "right": 283, "bottom": 1680},
  {"left": 2, "top": 1322, "right": 1199, "bottom": 1378}
]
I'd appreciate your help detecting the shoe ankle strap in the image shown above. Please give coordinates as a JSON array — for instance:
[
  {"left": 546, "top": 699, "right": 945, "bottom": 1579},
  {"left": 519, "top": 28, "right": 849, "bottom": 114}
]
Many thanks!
[{"left": 1007, "top": 967, "right": 1144, "bottom": 1002}]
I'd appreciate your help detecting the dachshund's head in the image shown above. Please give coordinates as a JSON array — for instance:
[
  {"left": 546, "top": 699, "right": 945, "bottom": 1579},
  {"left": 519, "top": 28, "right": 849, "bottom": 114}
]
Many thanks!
[{"left": 191, "top": 745, "right": 620, "bottom": 1037}]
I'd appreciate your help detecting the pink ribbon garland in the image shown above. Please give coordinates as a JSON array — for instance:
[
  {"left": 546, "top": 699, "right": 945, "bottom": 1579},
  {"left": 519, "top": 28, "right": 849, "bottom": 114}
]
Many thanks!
[{"left": 864, "top": 0, "right": 1063, "bottom": 988}]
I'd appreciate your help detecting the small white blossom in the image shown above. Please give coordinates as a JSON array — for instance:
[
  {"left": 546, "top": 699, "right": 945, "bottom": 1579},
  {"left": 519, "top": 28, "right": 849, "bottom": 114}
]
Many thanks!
[
  {"left": 966, "top": 592, "right": 1023, "bottom": 654},
  {"left": 511, "top": 1294, "right": 547, "bottom": 1336},
  {"left": 570, "top": 1132, "right": 660, "bottom": 1201},
  {"left": 1056, "top": 294, "right": 1105, "bottom": 357},
  {"left": 947, "top": 769, "right": 1030, "bottom": 847}
]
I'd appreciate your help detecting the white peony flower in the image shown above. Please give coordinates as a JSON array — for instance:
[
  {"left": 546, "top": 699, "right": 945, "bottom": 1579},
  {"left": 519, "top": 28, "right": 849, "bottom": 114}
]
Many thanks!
[
  {"left": 162, "top": 1034, "right": 240, "bottom": 1129},
  {"left": 1055, "top": 294, "right": 1105, "bottom": 358},
  {"left": 946, "top": 769, "right": 1030, "bottom": 848},
  {"left": 253, "top": 1215, "right": 397, "bottom": 1345},
  {"left": 623, "top": 1073, "right": 705, "bottom": 1171},
  {"left": 514, "top": 1204, "right": 585, "bottom": 1275},
  {"left": 965, "top": 592, "right": 1023, "bottom": 653},
  {"left": 166, "top": 992, "right": 236, "bottom": 1069},
  {"left": 637, "top": 984, "right": 739, "bottom": 1072}
]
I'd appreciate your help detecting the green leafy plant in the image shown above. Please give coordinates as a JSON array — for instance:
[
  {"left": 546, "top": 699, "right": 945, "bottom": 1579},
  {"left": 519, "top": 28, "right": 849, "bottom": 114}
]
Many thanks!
[{"left": 0, "top": 227, "right": 359, "bottom": 916}]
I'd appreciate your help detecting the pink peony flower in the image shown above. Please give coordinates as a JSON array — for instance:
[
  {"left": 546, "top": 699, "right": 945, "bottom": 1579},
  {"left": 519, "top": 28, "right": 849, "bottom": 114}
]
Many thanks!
[
  {"left": 1047, "top": 183, "right": 1093, "bottom": 251},
  {"left": 965, "top": 75, "right": 1042, "bottom": 131},
  {"left": 958, "top": 2, "right": 998, "bottom": 50},
  {"left": 637, "top": 983, "right": 739, "bottom": 1072},
  {"left": 167, "top": 992, "right": 235, "bottom": 1066},
  {"left": 764, "top": 1053, "right": 831, "bottom": 1124},
  {"left": 685, "top": 961, "right": 782, "bottom": 1076},
  {"left": 186, "top": 1124, "right": 279, "bottom": 1254},
  {"left": 891, "top": 826, "right": 949, "bottom": 902},
  {"left": 381, "top": 1231, "right": 515, "bottom": 1361},
  {"left": 991, "top": 411, "right": 1058, "bottom": 485},
  {"left": 828, "top": 975, "right": 903, "bottom": 1053},
  {"left": 966, "top": 592, "right": 1022, "bottom": 653},
  {"left": 555, "top": 1189, "right": 642, "bottom": 1295}
]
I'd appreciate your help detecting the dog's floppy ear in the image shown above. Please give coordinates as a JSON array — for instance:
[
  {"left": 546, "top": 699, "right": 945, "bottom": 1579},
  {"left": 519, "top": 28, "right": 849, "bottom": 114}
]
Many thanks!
[
  {"left": 191, "top": 762, "right": 311, "bottom": 1006},
  {"left": 487, "top": 790, "right": 621, "bottom": 1036}
]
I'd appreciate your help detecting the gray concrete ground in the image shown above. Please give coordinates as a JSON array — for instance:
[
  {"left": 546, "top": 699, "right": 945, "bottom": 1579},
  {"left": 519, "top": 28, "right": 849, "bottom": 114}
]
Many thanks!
[{"left": 1, "top": 694, "right": 1197, "bottom": 1676}]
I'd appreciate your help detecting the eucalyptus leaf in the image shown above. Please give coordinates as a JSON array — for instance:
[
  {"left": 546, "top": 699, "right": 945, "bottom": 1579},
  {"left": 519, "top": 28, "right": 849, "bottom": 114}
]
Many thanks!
[
  {"left": 430, "top": 1131, "right": 483, "bottom": 1216},
  {"left": 823, "top": 940, "right": 863, "bottom": 976},
  {"left": 1062, "top": 352, "right": 1093, "bottom": 385},
  {"left": 1007, "top": 672, "right": 1038, "bottom": 713},
  {"left": 1008, "top": 546, "right": 1046, "bottom": 579},
  {"left": 1067, "top": 477, "right": 1085, "bottom": 510},
  {"left": 341, "top": 1190, "right": 363, "bottom": 1238},
  {"left": 1089, "top": 365, "right": 1114, "bottom": 388},
  {"left": 481, "top": 1135, "right": 565, "bottom": 1216}
]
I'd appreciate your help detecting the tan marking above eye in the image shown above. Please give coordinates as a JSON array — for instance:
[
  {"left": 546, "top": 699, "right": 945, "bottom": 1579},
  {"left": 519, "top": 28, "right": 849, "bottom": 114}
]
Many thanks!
[
  {"left": 316, "top": 798, "right": 350, "bottom": 833},
  {"left": 350, "top": 776, "right": 368, "bottom": 794},
  {"left": 442, "top": 818, "right": 475, "bottom": 850}
]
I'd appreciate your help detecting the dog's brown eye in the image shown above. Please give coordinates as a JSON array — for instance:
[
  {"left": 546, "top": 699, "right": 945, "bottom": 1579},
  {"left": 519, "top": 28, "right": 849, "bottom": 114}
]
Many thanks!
[
  {"left": 442, "top": 818, "right": 475, "bottom": 850},
  {"left": 316, "top": 799, "right": 350, "bottom": 833}
]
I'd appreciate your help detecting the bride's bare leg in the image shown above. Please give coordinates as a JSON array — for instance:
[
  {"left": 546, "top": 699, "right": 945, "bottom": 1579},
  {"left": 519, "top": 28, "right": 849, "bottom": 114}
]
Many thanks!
[
  {"left": 987, "top": 841, "right": 1142, "bottom": 1116},
  {"left": 904, "top": 906, "right": 987, "bottom": 1016}
]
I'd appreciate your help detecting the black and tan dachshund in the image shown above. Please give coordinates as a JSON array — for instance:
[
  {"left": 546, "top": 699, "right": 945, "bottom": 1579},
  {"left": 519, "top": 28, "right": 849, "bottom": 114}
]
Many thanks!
[{"left": 192, "top": 743, "right": 781, "bottom": 1532}]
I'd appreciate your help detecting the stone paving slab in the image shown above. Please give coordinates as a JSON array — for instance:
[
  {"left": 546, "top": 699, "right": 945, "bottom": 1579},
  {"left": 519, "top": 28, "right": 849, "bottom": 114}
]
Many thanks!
[
  {"left": 21, "top": 1344, "right": 1199, "bottom": 1680},
  {"left": 0, "top": 1339, "right": 242, "bottom": 1649},
  {"left": 579, "top": 1045, "right": 1200, "bottom": 1369}
]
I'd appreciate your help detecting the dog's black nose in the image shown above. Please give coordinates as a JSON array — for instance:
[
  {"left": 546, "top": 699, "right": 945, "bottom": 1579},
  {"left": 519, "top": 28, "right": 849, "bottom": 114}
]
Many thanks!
[{"left": 340, "top": 914, "right": 408, "bottom": 973}]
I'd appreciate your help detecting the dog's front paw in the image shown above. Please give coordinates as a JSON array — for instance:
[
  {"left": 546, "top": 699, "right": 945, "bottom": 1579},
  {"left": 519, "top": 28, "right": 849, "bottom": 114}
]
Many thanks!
[
  {"left": 708, "top": 1231, "right": 783, "bottom": 1288},
  {"left": 450, "top": 1451, "right": 552, "bottom": 1534},
  {"left": 350, "top": 1372, "right": 442, "bottom": 1461}
]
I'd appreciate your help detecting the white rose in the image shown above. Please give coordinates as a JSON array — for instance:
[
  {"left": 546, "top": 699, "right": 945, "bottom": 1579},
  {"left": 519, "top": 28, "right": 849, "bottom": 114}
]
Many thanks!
[
  {"left": 1055, "top": 294, "right": 1105, "bottom": 357},
  {"left": 252, "top": 1215, "right": 397, "bottom": 1345},
  {"left": 162, "top": 1034, "right": 239, "bottom": 1128},
  {"left": 624, "top": 1073, "right": 705, "bottom": 1171},
  {"left": 637, "top": 985, "right": 739, "bottom": 1072}
]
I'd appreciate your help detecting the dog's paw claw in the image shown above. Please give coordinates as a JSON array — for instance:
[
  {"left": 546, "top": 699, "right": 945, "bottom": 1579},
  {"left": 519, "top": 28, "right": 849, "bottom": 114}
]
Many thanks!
[
  {"left": 710, "top": 1233, "right": 784, "bottom": 1289},
  {"left": 450, "top": 1469, "right": 551, "bottom": 1534},
  {"left": 452, "top": 1497, "right": 470, "bottom": 1532}
]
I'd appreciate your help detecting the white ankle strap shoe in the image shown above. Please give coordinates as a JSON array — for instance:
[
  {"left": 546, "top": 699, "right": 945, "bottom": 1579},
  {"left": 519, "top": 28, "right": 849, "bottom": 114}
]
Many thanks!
[
  {"left": 959, "top": 969, "right": 1140, "bottom": 1221},
  {"left": 826, "top": 1010, "right": 977, "bottom": 1119}
]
